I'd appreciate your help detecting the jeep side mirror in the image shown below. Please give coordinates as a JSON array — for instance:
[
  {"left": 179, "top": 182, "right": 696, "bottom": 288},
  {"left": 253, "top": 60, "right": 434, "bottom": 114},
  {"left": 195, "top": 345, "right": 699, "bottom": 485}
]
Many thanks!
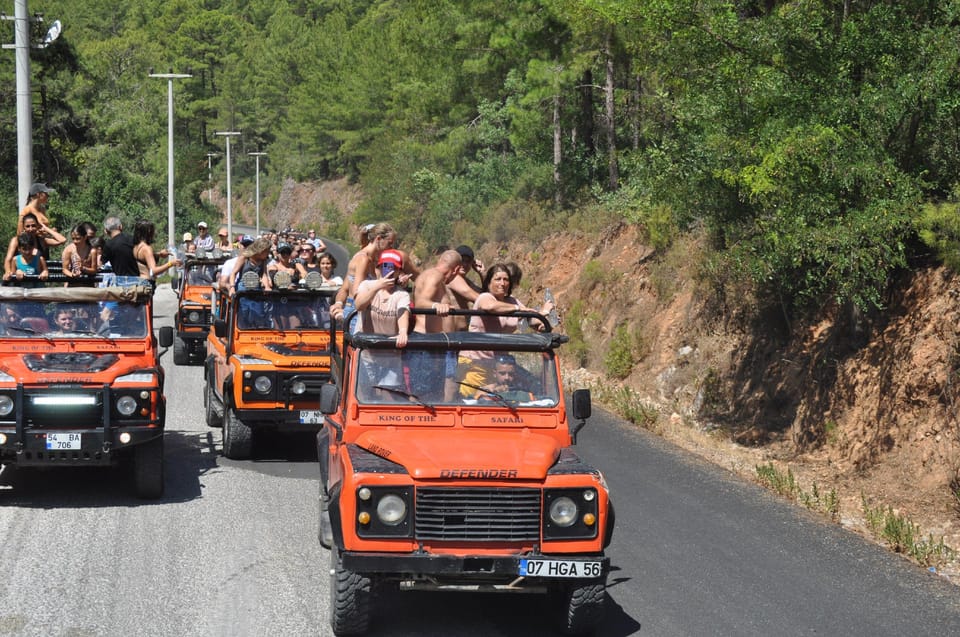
[
  {"left": 320, "top": 383, "right": 340, "bottom": 414},
  {"left": 213, "top": 319, "right": 227, "bottom": 338},
  {"left": 572, "top": 389, "right": 591, "bottom": 420},
  {"left": 570, "top": 388, "right": 591, "bottom": 444},
  {"left": 158, "top": 326, "right": 174, "bottom": 348}
]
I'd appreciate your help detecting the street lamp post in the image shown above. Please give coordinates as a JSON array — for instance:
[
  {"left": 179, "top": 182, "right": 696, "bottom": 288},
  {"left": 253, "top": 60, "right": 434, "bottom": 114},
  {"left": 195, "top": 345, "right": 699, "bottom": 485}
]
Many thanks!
[
  {"left": 3, "top": 2, "right": 63, "bottom": 207},
  {"left": 248, "top": 152, "right": 267, "bottom": 237},
  {"left": 205, "top": 152, "right": 220, "bottom": 203},
  {"left": 149, "top": 71, "right": 192, "bottom": 252},
  {"left": 215, "top": 131, "right": 241, "bottom": 242}
]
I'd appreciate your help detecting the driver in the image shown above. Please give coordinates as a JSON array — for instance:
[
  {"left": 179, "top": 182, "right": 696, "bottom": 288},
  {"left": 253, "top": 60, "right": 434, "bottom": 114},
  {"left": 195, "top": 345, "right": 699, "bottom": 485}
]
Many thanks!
[{"left": 477, "top": 354, "right": 534, "bottom": 402}]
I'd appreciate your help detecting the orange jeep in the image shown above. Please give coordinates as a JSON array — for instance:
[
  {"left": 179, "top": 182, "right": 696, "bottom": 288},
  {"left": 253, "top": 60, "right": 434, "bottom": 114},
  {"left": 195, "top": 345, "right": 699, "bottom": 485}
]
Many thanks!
[
  {"left": 174, "top": 252, "right": 228, "bottom": 365},
  {"left": 204, "top": 273, "right": 340, "bottom": 459},
  {"left": 0, "top": 283, "right": 173, "bottom": 498},
  {"left": 318, "top": 309, "right": 615, "bottom": 636}
]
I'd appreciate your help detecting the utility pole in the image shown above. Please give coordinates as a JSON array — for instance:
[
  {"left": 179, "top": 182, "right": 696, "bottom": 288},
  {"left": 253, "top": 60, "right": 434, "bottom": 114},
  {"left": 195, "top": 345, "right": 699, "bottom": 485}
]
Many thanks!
[
  {"left": 248, "top": 152, "right": 267, "bottom": 237},
  {"left": 2, "top": 2, "right": 61, "bottom": 207},
  {"left": 215, "top": 131, "right": 241, "bottom": 242},
  {"left": 149, "top": 71, "right": 192, "bottom": 252}
]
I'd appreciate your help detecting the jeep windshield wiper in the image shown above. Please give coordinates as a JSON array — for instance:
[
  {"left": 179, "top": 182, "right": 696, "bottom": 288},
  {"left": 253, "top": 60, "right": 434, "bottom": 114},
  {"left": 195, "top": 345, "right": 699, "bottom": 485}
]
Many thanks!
[
  {"left": 457, "top": 381, "right": 516, "bottom": 410},
  {"left": 373, "top": 385, "right": 434, "bottom": 412},
  {"left": 71, "top": 329, "right": 116, "bottom": 341}
]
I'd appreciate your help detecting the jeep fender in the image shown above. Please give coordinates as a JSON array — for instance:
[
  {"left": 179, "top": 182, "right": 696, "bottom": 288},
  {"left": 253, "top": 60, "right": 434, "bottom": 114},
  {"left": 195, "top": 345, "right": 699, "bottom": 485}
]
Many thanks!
[
  {"left": 327, "top": 482, "right": 345, "bottom": 549},
  {"left": 603, "top": 500, "right": 616, "bottom": 548},
  {"left": 317, "top": 428, "right": 330, "bottom": 495}
]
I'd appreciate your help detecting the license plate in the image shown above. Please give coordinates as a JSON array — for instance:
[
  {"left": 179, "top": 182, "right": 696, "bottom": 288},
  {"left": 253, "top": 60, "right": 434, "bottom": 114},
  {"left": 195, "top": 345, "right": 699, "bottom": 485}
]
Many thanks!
[
  {"left": 299, "top": 410, "right": 323, "bottom": 425},
  {"left": 519, "top": 559, "right": 603, "bottom": 578},
  {"left": 46, "top": 433, "right": 81, "bottom": 450}
]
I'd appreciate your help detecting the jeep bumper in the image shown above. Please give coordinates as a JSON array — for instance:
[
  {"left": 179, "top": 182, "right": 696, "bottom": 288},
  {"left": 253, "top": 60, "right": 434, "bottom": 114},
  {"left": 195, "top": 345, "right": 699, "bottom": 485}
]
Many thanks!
[
  {"left": 340, "top": 551, "right": 610, "bottom": 582},
  {"left": 234, "top": 408, "right": 324, "bottom": 432},
  {"left": 0, "top": 425, "right": 163, "bottom": 466}
]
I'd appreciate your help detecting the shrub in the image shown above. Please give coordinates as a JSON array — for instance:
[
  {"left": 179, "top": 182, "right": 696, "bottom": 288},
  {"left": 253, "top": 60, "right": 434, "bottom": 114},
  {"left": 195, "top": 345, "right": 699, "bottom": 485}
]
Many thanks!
[
  {"left": 564, "top": 300, "right": 589, "bottom": 368},
  {"left": 604, "top": 324, "right": 635, "bottom": 379}
]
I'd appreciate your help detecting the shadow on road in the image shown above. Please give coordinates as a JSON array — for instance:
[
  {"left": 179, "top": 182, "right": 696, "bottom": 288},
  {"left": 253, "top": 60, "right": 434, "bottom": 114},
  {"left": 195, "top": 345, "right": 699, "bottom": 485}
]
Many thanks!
[{"left": 355, "top": 585, "right": 640, "bottom": 636}]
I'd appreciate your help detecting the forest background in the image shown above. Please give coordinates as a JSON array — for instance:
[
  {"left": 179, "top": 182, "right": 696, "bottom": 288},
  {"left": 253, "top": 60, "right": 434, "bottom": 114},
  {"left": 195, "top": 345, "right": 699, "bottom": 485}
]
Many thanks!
[
  {"left": 5, "top": 1, "right": 960, "bottom": 565},
  {"left": 4, "top": 0, "right": 960, "bottom": 315}
]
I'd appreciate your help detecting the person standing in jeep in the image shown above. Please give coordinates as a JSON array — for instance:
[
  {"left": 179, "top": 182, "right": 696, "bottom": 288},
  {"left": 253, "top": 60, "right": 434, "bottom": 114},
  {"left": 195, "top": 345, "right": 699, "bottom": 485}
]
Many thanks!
[
  {"left": 101, "top": 216, "right": 140, "bottom": 282},
  {"left": 354, "top": 249, "right": 410, "bottom": 396}
]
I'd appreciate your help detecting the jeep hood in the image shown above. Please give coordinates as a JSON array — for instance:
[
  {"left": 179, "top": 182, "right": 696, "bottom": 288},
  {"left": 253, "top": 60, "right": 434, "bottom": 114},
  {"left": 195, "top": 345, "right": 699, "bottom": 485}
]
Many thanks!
[
  {"left": 236, "top": 341, "right": 332, "bottom": 368},
  {"left": 354, "top": 429, "right": 560, "bottom": 480}
]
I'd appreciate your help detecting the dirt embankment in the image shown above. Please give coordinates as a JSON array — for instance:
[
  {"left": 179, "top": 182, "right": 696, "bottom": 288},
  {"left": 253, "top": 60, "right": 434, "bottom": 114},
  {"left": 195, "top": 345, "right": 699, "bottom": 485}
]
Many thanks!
[{"left": 273, "top": 181, "right": 960, "bottom": 578}]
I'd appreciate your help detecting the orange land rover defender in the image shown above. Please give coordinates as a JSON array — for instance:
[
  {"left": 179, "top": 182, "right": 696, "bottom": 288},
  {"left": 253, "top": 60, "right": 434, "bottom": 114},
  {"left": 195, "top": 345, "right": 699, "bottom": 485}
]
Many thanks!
[
  {"left": 0, "top": 283, "right": 173, "bottom": 498},
  {"left": 174, "top": 253, "right": 229, "bottom": 365},
  {"left": 204, "top": 274, "right": 339, "bottom": 459},
  {"left": 318, "top": 309, "right": 615, "bottom": 636}
]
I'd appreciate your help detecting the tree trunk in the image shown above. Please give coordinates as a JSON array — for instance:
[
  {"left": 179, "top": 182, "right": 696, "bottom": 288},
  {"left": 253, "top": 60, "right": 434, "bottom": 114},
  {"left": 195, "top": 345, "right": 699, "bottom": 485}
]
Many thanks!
[
  {"left": 579, "top": 69, "right": 594, "bottom": 156},
  {"left": 554, "top": 90, "right": 562, "bottom": 207},
  {"left": 604, "top": 28, "right": 619, "bottom": 190},
  {"left": 631, "top": 74, "right": 641, "bottom": 150}
]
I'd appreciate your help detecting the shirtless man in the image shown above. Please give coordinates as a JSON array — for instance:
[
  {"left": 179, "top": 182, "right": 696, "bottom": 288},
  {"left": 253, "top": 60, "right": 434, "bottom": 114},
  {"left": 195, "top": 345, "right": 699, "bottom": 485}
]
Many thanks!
[
  {"left": 413, "top": 250, "right": 462, "bottom": 334},
  {"left": 444, "top": 245, "right": 484, "bottom": 331},
  {"left": 409, "top": 249, "right": 462, "bottom": 400}
]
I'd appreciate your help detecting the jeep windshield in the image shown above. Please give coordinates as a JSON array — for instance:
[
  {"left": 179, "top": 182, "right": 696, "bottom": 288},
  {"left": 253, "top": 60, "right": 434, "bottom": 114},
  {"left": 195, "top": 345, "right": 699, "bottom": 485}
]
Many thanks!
[
  {"left": 236, "top": 291, "right": 333, "bottom": 331},
  {"left": 0, "top": 286, "right": 151, "bottom": 339},
  {"left": 183, "top": 261, "right": 218, "bottom": 286},
  {"left": 349, "top": 332, "right": 564, "bottom": 408}
]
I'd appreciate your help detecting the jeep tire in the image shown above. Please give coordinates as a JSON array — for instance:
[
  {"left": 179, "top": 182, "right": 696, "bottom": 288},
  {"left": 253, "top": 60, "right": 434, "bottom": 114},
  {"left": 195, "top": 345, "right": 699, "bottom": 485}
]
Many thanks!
[
  {"left": 173, "top": 336, "right": 188, "bottom": 365},
  {"left": 557, "top": 581, "right": 607, "bottom": 636},
  {"left": 133, "top": 435, "right": 164, "bottom": 499},
  {"left": 222, "top": 402, "right": 253, "bottom": 459},
  {"left": 204, "top": 381, "right": 222, "bottom": 428},
  {"left": 329, "top": 547, "right": 372, "bottom": 636}
]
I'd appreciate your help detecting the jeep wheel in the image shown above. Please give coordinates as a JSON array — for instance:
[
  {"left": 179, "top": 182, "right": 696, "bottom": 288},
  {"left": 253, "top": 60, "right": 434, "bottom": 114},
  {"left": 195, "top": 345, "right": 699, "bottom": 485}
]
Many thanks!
[
  {"left": 222, "top": 405, "right": 253, "bottom": 459},
  {"left": 204, "top": 382, "right": 222, "bottom": 428},
  {"left": 133, "top": 435, "right": 164, "bottom": 499},
  {"left": 329, "top": 547, "right": 372, "bottom": 636},
  {"left": 557, "top": 581, "right": 607, "bottom": 636},
  {"left": 173, "top": 337, "right": 188, "bottom": 365}
]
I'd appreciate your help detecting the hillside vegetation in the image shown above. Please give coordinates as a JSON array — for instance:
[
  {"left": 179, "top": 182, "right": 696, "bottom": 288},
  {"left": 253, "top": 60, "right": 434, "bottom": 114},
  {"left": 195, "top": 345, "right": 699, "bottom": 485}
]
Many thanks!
[{"left": 3, "top": 1, "right": 960, "bottom": 317}]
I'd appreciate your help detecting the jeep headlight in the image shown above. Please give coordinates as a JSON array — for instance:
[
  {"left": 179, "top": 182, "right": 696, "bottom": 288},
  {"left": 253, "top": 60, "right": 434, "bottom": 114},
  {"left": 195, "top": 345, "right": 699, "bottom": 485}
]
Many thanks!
[
  {"left": 187, "top": 310, "right": 202, "bottom": 323},
  {"left": 356, "top": 485, "right": 413, "bottom": 538},
  {"left": 116, "top": 395, "right": 138, "bottom": 416},
  {"left": 549, "top": 497, "right": 578, "bottom": 527},
  {"left": 0, "top": 394, "right": 13, "bottom": 417},
  {"left": 376, "top": 494, "right": 407, "bottom": 526},
  {"left": 253, "top": 375, "right": 273, "bottom": 394},
  {"left": 291, "top": 380, "right": 307, "bottom": 395}
]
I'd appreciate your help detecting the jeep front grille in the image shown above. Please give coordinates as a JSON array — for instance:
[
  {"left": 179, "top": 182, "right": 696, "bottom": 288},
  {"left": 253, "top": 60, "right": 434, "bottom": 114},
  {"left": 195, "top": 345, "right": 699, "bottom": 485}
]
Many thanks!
[
  {"left": 415, "top": 487, "right": 541, "bottom": 541},
  {"left": 280, "top": 374, "right": 330, "bottom": 400}
]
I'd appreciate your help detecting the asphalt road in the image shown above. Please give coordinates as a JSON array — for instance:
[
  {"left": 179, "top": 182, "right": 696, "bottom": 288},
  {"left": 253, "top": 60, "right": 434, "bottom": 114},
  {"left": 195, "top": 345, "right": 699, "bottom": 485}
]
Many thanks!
[{"left": 1, "top": 286, "right": 959, "bottom": 636}]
